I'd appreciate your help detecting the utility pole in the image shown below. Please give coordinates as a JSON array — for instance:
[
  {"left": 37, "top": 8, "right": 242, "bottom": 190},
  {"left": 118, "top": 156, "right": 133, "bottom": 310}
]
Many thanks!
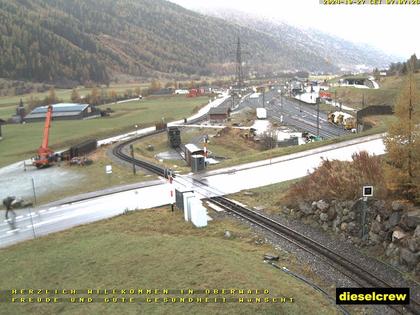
[
  {"left": 316, "top": 100, "right": 320, "bottom": 137},
  {"left": 262, "top": 90, "right": 265, "bottom": 108},
  {"left": 130, "top": 144, "right": 136, "bottom": 175}
]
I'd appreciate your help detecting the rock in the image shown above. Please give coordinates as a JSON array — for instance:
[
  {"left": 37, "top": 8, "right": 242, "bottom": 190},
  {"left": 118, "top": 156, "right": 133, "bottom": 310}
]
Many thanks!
[
  {"left": 298, "top": 202, "right": 313, "bottom": 215},
  {"left": 340, "top": 222, "right": 348, "bottom": 232},
  {"left": 263, "top": 253, "right": 279, "bottom": 261},
  {"left": 322, "top": 222, "right": 329, "bottom": 231},
  {"left": 341, "top": 215, "right": 350, "bottom": 223},
  {"left": 369, "top": 231, "right": 383, "bottom": 244},
  {"left": 333, "top": 216, "right": 341, "bottom": 233},
  {"left": 351, "top": 199, "right": 365, "bottom": 213},
  {"left": 385, "top": 243, "right": 400, "bottom": 258},
  {"left": 392, "top": 200, "right": 406, "bottom": 212},
  {"left": 320, "top": 213, "right": 329, "bottom": 222},
  {"left": 352, "top": 237, "right": 361, "bottom": 246},
  {"left": 414, "top": 225, "right": 420, "bottom": 238},
  {"left": 400, "top": 248, "right": 420, "bottom": 268},
  {"left": 370, "top": 221, "right": 382, "bottom": 234},
  {"left": 343, "top": 208, "right": 350, "bottom": 216},
  {"left": 408, "top": 238, "right": 420, "bottom": 253},
  {"left": 348, "top": 211, "right": 356, "bottom": 221},
  {"left": 392, "top": 229, "right": 408, "bottom": 242},
  {"left": 243, "top": 191, "right": 255, "bottom": 196},
  {"left": 403, "top": 209, "right": 420, "bottom": 229},
  {"left": 388, "top": 211, "right": 402, "bottom": 228},
  {"left": 328, "top": 207, "right": 337, "bottom": 220},
  {"left": 375, "top": 215, "right": 381, "bottom": 223},
  {"left": 311, "top": 201, "right": 317, "bottom": 210},
  {"left": 373, "top": 200, "right": 386, "bottom": 211},
  {"left": 316, "top": 200, "right": 329, "bottom": 212},
  {"left": 224, "top": 230, "right": 232, "bottom": 239},
  {"left": 348, "top": 221, "right": 356, "bottom": 232}
]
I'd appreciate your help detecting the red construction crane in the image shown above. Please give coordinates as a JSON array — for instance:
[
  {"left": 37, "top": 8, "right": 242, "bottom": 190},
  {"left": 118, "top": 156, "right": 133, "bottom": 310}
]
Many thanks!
[{"left": 33, "top": 105, "right": 55, "bottom": 168}]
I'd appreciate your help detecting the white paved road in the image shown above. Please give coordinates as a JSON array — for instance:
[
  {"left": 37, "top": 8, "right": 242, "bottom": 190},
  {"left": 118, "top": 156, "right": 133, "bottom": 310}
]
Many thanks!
[{"left": 0, "top": 132, "right": 386, "bottom": 249}]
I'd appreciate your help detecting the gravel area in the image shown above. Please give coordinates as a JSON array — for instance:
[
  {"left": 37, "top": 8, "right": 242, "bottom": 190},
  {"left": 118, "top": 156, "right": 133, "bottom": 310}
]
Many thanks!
[
  {"left": 211, "top": 204, "right": 419, "bottom": 315},
  {"left": 0, "top": 160, "right": 84, "bottom": 204}
]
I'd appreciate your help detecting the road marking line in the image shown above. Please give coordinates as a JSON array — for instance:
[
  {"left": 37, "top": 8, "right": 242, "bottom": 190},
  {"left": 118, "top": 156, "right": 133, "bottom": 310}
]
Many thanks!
[
  {"left": 16, "top": 215, "right": 24, "bottom": 219},
  {"left": 39, "top": 210, "right": 47, "bottom": 214},
  {"left": 6, "top": 228, "right": 19, "bottom": 234}
]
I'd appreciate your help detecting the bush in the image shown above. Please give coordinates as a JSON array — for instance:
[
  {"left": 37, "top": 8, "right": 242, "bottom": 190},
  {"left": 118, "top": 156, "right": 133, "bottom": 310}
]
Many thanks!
[{"left": 286, "top": 151, "right": 386, "bottom": 204}]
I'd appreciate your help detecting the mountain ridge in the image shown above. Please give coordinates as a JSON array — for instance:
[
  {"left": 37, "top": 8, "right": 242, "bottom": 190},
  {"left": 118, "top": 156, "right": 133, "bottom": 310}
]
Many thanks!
[{"left": 0, "top": 0, "right": 396, "bottom": 84}]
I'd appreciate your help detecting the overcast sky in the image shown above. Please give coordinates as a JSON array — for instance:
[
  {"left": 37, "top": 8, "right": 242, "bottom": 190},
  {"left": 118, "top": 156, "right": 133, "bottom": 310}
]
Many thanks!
[{"left": 169, "top": 0, "right": 419, "bottom": 59}]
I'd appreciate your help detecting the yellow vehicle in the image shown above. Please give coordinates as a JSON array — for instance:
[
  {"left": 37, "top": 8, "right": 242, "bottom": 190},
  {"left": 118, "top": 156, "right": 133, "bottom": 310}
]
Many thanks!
[{"left": 328, "top": 111, "right": 356, "bottom": 130}]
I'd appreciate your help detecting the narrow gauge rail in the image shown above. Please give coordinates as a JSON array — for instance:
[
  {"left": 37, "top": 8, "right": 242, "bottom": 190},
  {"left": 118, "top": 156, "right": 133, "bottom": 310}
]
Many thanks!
[
  {"left": 112, "top": 129, "right": 168, "bottom": 177},
  {"left": 111, "top": 103, "right": 418, "bottom": 315},
  {"left": 209, "top": 197, "right": 420, "bottom": 315}
]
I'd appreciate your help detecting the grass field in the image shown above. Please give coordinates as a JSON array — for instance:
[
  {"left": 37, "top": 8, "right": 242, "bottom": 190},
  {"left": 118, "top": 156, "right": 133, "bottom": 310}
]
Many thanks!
[
  {"left": 230, "top": 180, "right": 299, "bottom": 214},
  {"left": 0, "top": 95, "right": 208, "bottom": 167},
  {"left": 132, "top": 114, "right": 391, "bottom": 175},
  {"left": 0, "top": 207, "right": 340, "bottom": 315},
  {"left": 329, "top": 73, "right": 420, "bottom": 110},
  {"left": 133, "top": 127, "right": 261, "bottom": 173}
]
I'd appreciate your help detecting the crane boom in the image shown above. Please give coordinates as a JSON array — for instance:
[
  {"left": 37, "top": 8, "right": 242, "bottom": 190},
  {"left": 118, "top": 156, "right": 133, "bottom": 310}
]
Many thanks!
[
  {"left": 41, "top": 105, "right": 53, "bottom": 149},
  {"left": 33, "top": 105, "right": 55, "bottom": 168}
]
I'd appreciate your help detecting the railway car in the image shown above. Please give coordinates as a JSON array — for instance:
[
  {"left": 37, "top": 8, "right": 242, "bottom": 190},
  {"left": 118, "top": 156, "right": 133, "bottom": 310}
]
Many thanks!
[
  {"left": 68, "top": 139, "right": 98, "bottom": 159},
  {"left": 167, "top": 127, "right": 181, "bottom": 148}
]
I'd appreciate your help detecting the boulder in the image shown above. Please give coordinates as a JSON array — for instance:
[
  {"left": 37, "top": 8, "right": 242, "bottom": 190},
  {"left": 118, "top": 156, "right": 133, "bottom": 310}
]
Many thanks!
[
  {"left": 408, "top": 238, "right": 420, "bottom": 253},
  {"left": 375, "top": 215, "right": 381, "bottom": 223},
  {"left": 340, "top": 222, "right": 348, "bottom": 232},
  {"left": 348, "top": 221, "right": 356, "bottom": 232},
  {"left": 298, "top": 202, "right": 313, "bottom": 215},
  {"left": 264, "top": 253, "right": 279, "bottom": 261},
  {"left": 388, "top": 211, "right": 402, "bottom": 228},
  {"left": 332, "top": 216, "right": 341, "bottom": 233},
  {"left": 402, "top": 209, "right": 420, "bottom": 229},
  {"left": 320, "top": 213, "right": 329, "bottom": 222},
  {"left": 322, "top": 222, "right": 329, "bottom": 231},
  {"left": 370, "top": 221, "right": 382, "bottom": 234},
  {"left": 392, "top": 200, "right": 406, "bottom": 212},
  {"left": 392, "top": 229, "right": 408, "bottom": 242},
  {"left": 414, "top": 225, "right": 420, "bottom": 238},
  {"left": 328, "top": 207, "right": 337, "bottom": 220},
  {"left": 311, "top": 201, "right": 317, "bottom": 210},
  {"left": 348, "top": 211, "right": 356, "bottom": 221},
  {"left": 373, "top": 200, "right": 386, "bottom": 211},
  {"left": 351, "top": 199, "right": 365, "bottom": 213},
  {"left": 369, "top": 231, "right": 383, "bottom": 244},
  {"left": 343, "top": 208, "right": 350, "bottom": 216},
  {"left": 316, "top": 200, "right": 329, "bottom": 212},
  {"left": 400, "top": 248, "right": 420, "bottom": 268},
  {"left": 385, "top": 243, "right": 400, "bottom": 258}
]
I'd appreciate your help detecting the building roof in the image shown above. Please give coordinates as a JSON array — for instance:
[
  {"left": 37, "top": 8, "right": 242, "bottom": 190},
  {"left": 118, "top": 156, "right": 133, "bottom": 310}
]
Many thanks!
[
  {"left": 208, "top": 107, "right": 230, "bottom": 115},
  {"left": 184, "top": 143, "right": 203, "bottom": 153},
  {"left": 25, "top": 103, "right": 90, "bottom": 120},
  {"left": 30, "top": 103, "right": 89, "bottom": 114}
]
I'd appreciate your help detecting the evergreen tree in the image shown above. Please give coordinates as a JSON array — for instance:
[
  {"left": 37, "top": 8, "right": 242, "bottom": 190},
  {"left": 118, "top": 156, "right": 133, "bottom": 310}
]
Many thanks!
[{"left": 384, "top": 55, "right": 420, "bottom": 201}]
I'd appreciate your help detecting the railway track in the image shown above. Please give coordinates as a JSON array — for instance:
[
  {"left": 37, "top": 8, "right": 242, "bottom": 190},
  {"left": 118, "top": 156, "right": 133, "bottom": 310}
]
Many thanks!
[
  {"left": 110, "top": 100, "right": 419, "bottom": 315},
  {"left": 209, "top": 197, "right": 420, "bottom": 315}
]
